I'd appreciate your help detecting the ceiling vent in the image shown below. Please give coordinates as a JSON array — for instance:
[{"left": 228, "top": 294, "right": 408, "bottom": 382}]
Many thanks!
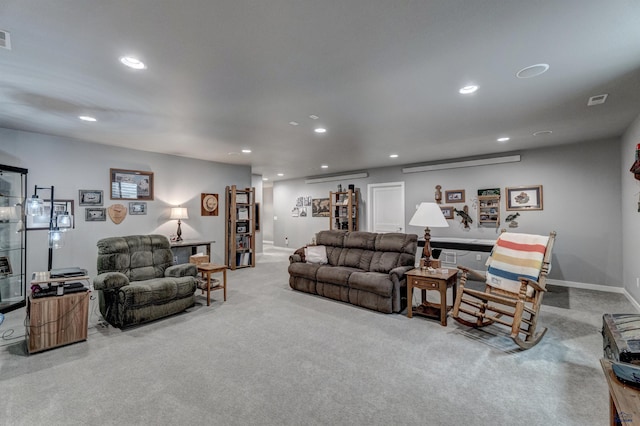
[
  {"left": 588, "top": 94, "right": 608, "bottom": 106},
  {"left": 0, "top": 30, "right": 11, "bottom": 50}
]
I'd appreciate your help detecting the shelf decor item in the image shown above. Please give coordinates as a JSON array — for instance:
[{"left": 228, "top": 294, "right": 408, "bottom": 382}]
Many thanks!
[
  {"left": 201, "top": 193, "right": 218, "bottom": 216},
  {"left": 506, "top": 185, "right": 543, "bottom": 211}
]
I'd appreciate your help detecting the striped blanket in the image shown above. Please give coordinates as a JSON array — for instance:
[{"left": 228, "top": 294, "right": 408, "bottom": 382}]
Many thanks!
[{"left": 486, "top": 232, "right": 549, "bottom": 296}]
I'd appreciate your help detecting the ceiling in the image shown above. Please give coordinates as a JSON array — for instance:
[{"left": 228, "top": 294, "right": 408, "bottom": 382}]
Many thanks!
[{"left": 2, "top": 1, "right": 640, "bottom": 184}]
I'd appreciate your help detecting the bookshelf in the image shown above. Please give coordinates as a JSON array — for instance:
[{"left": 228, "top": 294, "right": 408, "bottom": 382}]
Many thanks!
[
  {"left": 329, "top": 189, "right": 359, "bottom": 231},
  {"left": 225, "top": 186, "right": 256, "bottom": 269}
]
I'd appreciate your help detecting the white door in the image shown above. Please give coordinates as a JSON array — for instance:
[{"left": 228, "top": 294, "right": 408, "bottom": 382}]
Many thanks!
[{"left": 367, "top": 182, "right": 405, "bottom": 233}]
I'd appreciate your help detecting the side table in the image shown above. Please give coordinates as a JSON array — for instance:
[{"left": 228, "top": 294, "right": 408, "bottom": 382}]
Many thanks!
[
  {"left": 27, "top": 272, "right": 91, "bottom": 354},
  {"left": 196, "top": 263, "right": 227, "bottom": 306},
  {"left": 405, "top": 268, "right": 458, "bottom": 326},
  {"left": 600, "top": 359, "right": 640, "bottom": 425}
]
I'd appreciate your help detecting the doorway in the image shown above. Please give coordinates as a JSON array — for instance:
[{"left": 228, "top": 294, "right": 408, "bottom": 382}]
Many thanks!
[{"left": 367, "top": 182, "right": 405, "bottom": 233}]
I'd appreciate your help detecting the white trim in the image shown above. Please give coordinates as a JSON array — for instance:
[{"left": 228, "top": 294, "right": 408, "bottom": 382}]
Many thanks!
[
  {"left": 305, "top": 172, "right": 368, "bottom": 184},
  {"left": 547, "top": 279, "right": 640, "bottom": 312},
  {"left": 402, "top": 155, "right": 520, "bottom": 173}
]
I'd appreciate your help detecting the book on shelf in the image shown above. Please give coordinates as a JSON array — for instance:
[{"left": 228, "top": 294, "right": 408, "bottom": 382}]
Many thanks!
[{"left": 238, "top": 207, "right": 249, "bottom": 220}]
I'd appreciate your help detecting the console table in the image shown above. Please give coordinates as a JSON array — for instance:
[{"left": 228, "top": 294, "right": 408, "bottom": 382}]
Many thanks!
[{"left": 170, "top": 240, "right": 215, "bottom": 264}]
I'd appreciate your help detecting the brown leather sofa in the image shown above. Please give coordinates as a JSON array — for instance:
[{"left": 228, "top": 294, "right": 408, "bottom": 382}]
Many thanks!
[{"left": 288, "top": 230, "right": 417, "bottom": 313}]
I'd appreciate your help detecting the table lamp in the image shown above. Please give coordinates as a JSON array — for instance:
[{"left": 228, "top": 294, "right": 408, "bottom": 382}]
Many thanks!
[
  {"left": 170, "top": 207, "right": 189, "bottom": 241},
  {"left": 409, "top": 202, "right": 449, "bottom": 268}
]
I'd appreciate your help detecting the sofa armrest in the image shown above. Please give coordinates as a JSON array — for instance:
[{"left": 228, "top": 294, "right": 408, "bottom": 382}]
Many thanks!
[
  {"left": 165, "top": 263, "right": 198, "bottom": 278},
  {"left": 289, "top": 246, "right": 306, "bottom": 264},
  {"left": 389, "top": 265, "right": 415, "bottom": 283},
  {"left": 94, "top": 272, "right": 129, "bottom": 291}
]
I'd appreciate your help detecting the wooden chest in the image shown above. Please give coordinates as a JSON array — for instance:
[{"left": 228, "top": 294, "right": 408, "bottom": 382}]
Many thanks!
[{"left": 602, "top": 313, "right": 640, "bottom": 365}]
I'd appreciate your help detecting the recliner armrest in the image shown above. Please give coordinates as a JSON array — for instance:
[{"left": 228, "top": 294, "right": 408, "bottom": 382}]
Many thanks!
[
  {"left": 389, "top": 265, "right": 415, "bottom": 282},
  {"left": 165, "top": 263, "right": 197, "bottom": 278},
  {"left": 94, "top": 272, "right": 129, "bottom": 291}
]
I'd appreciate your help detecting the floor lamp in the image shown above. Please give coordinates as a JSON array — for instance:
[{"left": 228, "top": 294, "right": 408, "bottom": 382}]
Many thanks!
[
  {"left": 409, "top": 202, "right": 449, "bottom": 268},
  {"left": 26, "top": 185, "right": 67, "bottom": 271}
]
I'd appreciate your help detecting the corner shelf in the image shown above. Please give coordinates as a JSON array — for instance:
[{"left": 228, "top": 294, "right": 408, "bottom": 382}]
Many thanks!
[
  {"left": 225, "top": 185, "right": 256, "bottom": 270},
  {"left": 477, "top": 195, "right": 500, "bottom": 228},
  {"left": 329, "top": 190, "right": 359, "bottom": 231}
]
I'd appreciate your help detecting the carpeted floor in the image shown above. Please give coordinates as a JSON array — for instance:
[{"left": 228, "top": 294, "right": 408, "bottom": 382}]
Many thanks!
[{"left": 0, "top": 245, "right": 636, "bottom": 425}]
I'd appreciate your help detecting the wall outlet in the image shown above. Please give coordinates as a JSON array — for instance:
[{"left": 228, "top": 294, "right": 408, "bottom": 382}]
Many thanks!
[
  {"left": 476, "top": 254, "right": 482, "bottom": 261},
  {"left": 173, "top": 256, "right": 178, "bottom": 264}
]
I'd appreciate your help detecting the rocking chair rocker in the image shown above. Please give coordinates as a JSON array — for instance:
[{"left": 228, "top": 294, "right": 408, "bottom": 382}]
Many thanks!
[{"left": 451, "top": 231, "right": 556, "bottom": 349}]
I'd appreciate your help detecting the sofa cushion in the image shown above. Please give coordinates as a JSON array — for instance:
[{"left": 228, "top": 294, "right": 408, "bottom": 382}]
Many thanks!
[
  {"left": 289, "top": 262, "right": 322, "bottom": 280},
  {"left": 343, "top": 232, "right": 376, "bottom": 250},
  {"left": 326, "top": 246, "right": 343, "bottom": 266},
  {"left": 349, "top": 271, "right": 394, "bottom": 297},
  {"left": 374, "top": 232, "right": 417, "bottom": 254},
  {"left": 316, "top": 266, "right": 362, "bottom": 286},
  {"left": 305, "top": 245, "right": 328, "bottom": 264},
  {"left": 370, "top": 252, "right": 403, "bottom": 274},
  {"left": 118, "top": 277, "right": 195, "bottom": 307},
  {"left": 316, "top": 230, "right": 347, "bottom": 247}
]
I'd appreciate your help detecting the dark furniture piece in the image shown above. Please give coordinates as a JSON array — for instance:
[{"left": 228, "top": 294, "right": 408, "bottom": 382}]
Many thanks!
[
  {"left": 406, "top": 268, "right": 458, "bottom": 326},
  {"left": 288, "top": 230, "right": 417, "bottom": 314},
  {"left": 600, "top": 359, "right": 640, "bottom": 425},
  {"left": 93, "top": 234, "right": 197, "bottom": 328},
  {"left": 602, "top": 313, "right": 640, "bottom": 365}
]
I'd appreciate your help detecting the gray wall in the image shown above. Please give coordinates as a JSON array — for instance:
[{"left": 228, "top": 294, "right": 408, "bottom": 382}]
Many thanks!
[
  {"left": 262, "top": 186, "right": 274, "bottom": 242},
  {"left": 274, "top": 138, "right": 623, "bottom": 288},
  {"left": 0, "top": 128, "right": 251, "bottom": 279},
  {"left": 622, "top": 113, "right": 640, "bottom": 302}
]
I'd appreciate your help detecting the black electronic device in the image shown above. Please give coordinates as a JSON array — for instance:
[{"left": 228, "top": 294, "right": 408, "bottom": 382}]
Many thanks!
[{"left": 49, "top": 267, "right": 87, "bottom": 278}]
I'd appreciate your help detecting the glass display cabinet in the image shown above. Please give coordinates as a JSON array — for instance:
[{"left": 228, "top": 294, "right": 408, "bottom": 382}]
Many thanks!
[{"left": 0, "top": 164, "right": 27, "bottom": 314}]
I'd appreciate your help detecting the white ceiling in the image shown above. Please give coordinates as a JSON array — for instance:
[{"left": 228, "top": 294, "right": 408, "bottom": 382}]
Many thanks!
[{"left": 2, "top": 0, "right": 640, "bottom": 183}]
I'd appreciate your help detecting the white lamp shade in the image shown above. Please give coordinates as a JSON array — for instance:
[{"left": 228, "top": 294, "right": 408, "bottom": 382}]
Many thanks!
[
  {"left": 27, "top": 197, "right": 44, "bottom": 216},
  {"left": 409, "top": 202, "right": 449, "bottom": 228},
  {"left": 170, "top": 207, "right": 189, "bottom": 220}
]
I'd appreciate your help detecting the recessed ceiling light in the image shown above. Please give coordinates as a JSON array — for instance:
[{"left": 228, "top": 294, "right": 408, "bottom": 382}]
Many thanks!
[
  {"left": 533, "top": 130, "right": 553, "bottom": 136},
  {"left": 309, "top": 115, "right": 319, "bottom": 120},
  {"left": 119, "top": 56, "right": 146, "bottom": 70},
  {"left": 516, "top": 63, "right": 549, "bottom": 79},
  {"left": 263, "top": 177, "right": 269, "bottom": 181},
  {"left": 78, "top": 115, "right": 97, "bottom": 122},
  {"left": 497, "top": 137, "right": 510, "bottom": 142},
  {"left": 289, "top": 121, "right": 299, "bottom": 126},
  {"left": 277, "top": 173, "right": 284, "bottom": 177},
  {"left": 314, "top": 127, "right": 327, "bottom": 134},
  {"left": 587, "top": 94, "right": 608, "bottom": 106},
  {"left": 459, "top": 85, "right": 479, "bottom": 95},
  {"left": 242, "top": 149, "right": 252, "bottom": 154},
  {"left": 389, "top": 154, "right": 399, "bottom": 158},
  {"left": 321, "top": 164, "right": 329, "bottom": 169}
]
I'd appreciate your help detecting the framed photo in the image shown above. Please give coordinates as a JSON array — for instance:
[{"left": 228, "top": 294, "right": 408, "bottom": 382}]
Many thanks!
[
  {"left": 79, "top": 189, "right": 103, "bottom": 206},
  {"left": 0, "top": 256, "right": 12, "bottom": 276},
  {"left": 506, "top": 185, "right": 543, "bottom": 211},
  {"left": 85, "top": 207, "right": 107, "bottom": 221},
  {"left": 440, "top": 206, "right": 454, "bottom": 220},
  {"left": 312, "top": 198, "right": 330, "bottom": 217},
  {"left": 201, "top": 193, "right": 219, "bottom": 216},
  {"left": 26, "top": 199, "right": 75, "bottom": 230},
  {"left": 236, "top": 223, "right": 248, "bottom": 233},
  {"left": 110, "top": 168, "right": 154, "bottom": 200},
  {"left": 235, "top": 192, "right": 248, "bottom": 204},
  {"left": 445, "top": 190, "right": 465, "bottom": 203},
  {"left": 129, "top": 202, "right": 147, "bottom": 215}
]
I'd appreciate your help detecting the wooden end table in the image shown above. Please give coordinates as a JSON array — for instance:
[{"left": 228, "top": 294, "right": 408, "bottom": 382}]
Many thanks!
[
  {"left": 405, "top": 268, "right": 458, "bottom": 326},
  {"left": 600, "top": 359, "right": 640, "bottom": 425},
  {"left": 196, "top": 263, "right": 227, "bottom": 306}
]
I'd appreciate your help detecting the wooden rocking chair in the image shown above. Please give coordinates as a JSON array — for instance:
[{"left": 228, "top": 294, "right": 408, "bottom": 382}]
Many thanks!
[{"left": 451, "top": 231, "right": 556, "bottom": 350}]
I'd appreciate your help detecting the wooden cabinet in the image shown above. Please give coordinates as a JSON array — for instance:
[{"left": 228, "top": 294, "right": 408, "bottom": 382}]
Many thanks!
[
  {"left": 329, "top": 190, "right": 359, "bottom": 231},
  {"left": 27, "top": 291, "right": 89, "bottom": 353},
  {"left": 0, "top": 164, "right": 28, "bottom": 315},
  {"left": 477, "top": 195, "right": 500, "bottom": 228},
  {"left": 225, "top": 185, "right": 256, "bottom": 269}
]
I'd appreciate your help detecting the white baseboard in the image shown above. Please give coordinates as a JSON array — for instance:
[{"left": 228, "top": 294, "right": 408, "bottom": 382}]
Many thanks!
[{"left": 547, "top": 279, "right": 640, "bottom": 312}]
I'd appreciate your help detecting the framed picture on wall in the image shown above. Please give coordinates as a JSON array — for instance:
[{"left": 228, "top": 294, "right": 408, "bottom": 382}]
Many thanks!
[
  {"left": 128, "top": 202, "right": 147, "bottom": 215},
  {"left": 79, "top": 190, "right": 103, "bottom": 206},
  {"left": 85, "top": 207, "right": 107, "bottom": 221},
  {"left": 506, "top": 185, "right": 543, "bottom": 211},
  {"left": 445, "top": 190, "right": 465, "bottom": 203},
  {"left": 440, "top": 206, "right": 454, "bottom": 219},
  {"left": 110, "top": 168, "right": 154, "bottom": 200}
]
